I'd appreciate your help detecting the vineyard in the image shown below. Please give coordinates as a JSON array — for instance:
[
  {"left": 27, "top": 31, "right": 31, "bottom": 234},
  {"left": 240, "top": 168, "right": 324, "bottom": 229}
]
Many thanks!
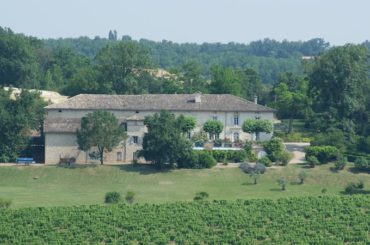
[{"left": 0, "top": 195, "right": 369, "bottom": 244}]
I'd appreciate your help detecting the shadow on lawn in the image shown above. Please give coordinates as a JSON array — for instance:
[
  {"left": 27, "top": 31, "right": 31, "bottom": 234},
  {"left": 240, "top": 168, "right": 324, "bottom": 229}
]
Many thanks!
[
  {"left": 56, "top": 164, "right": 98, "bottom": 169},
  {"left": 116, "top": 164, "right": 172, "bottom": 175}
]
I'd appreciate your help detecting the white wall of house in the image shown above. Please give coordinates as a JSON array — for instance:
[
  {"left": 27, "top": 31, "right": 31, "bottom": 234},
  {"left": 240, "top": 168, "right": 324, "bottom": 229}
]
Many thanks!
[{"left": 45, "top": 109, "right": 273, "bottom": 164}]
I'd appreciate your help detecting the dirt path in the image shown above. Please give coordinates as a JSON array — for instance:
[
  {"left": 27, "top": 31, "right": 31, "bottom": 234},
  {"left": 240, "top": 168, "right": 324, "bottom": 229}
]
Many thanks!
[{"left": 284, "top": 142, "right": 310, "bottom": 164}]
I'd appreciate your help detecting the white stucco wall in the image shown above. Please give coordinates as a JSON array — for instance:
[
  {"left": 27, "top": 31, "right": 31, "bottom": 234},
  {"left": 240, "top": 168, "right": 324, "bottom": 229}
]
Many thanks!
[{"left": 45, "top": 109, "right": 273, "bottom": 164}]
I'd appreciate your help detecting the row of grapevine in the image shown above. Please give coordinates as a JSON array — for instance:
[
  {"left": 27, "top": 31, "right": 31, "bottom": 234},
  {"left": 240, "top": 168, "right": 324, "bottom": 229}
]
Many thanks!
[{"left": 0, "top": 195, "right": 369, "bottom": 244}]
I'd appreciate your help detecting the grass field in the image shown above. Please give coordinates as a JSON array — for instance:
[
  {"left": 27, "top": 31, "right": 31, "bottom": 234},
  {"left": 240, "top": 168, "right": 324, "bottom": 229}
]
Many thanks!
[{"left": 0, "top": 163, "right": 368, "bottom": 208}]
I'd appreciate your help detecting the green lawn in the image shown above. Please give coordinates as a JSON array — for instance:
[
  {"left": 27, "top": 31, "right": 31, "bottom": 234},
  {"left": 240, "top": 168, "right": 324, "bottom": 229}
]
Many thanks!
[{"left": 0, "top": 163, "right": 368, "bottom": 208}]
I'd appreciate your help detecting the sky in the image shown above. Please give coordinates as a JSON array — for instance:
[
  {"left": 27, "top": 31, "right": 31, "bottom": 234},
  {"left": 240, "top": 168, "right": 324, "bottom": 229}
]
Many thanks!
[{"left": 1, "top": 0, "right": 369, "bottom": 45}]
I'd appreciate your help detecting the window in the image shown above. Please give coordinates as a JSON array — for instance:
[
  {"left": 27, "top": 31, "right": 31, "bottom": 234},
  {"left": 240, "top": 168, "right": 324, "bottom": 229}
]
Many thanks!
[
  {"left": 233, "top": 132, "right": 240, "bottom": 142},
  {"left": 133, "top": 136, "right": 138, "bottom": 144},
  {"left": 117, "top": 152, "right": 123, "bottom": 161},
  {"left": 120, "top": 122, "right": 127, "bottom": 131},
  {"left": 212, "top": 114, "right": 218, "bottom": 120},
  {"left": 187, "top": 132, "right": 191, "bottom": 139},
  {"left": 234, "top": 114, "right": 239, "bottom": 125}
]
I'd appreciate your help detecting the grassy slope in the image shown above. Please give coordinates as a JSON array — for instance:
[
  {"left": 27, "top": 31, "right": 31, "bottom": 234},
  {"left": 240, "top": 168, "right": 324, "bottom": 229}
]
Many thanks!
[{"left": 0, "top": 163, "right": 368, "bottom": 208}]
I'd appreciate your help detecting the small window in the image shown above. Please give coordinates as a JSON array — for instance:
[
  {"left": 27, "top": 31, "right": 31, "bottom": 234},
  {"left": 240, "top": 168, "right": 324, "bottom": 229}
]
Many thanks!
[
  {"left": 187, "top": 132, "right": 191, "bottom": 139},
  {"left": 117, "top": 152, "right": 123, "bottom": 161},
  {"left": 133, "top": 136, "right": 138, "bottom": 144},
  {"left": 233, "top": 132, "right": 240, "bottom": 142},
  {"left": 234, "top": 114, "right": 239, "bottom": 125},
  {"left": 120, "top": 122, "right": 127, "bottom": 131}
]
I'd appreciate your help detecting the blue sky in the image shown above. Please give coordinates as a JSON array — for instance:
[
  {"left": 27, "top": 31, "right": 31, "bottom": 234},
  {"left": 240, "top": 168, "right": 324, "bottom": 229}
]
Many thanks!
[{"left": 1, "top": 0, "right": 369, "bottom": 45}]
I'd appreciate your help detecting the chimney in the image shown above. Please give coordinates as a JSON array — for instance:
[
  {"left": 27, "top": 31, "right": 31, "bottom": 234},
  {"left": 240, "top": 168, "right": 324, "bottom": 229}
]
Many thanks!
[
  {"left": 194, "top": 92, "right": 201, "bottom": 103},
  {"left": 254, "top": 95, "right": 258, "bottom": 104}
]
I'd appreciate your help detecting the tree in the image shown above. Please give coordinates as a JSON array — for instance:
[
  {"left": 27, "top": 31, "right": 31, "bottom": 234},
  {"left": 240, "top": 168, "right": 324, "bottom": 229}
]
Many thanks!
[
  {"left": 272, "top": 73, "right": 310, "bottom": 133},
  {"left": 140, "top": 111, "right": 193, "bottom": 169},
  {"left": 0, "top": 89, "right": 46, "bottom": 162},
  {"left": 180, "top": 61, "right": 207, "bottom": 93},
  {"left": 203, "top": 120, "right": 223, "bottom": 140},
  {"left": 176, "top": 115, "right": 196, "bottom": 135},
  {"left": 209, "top": 65, "right": 241, "bottom": 96},
  {"left": 308, "top": 45, "right": 369, "bottom": 134},
  {"left": 298, "top": 171, "right": 308, "bottom": 184},
  {"left": 242, "top": 119, "right": 272, "bottom": 141},
  {"left": 249, "top": 170, "right": 261, "bottom": 185},
  {"left": 277, "top": 177, "right": 287, "bottom": 191},
  {"left": 94, "top": 42, "right": 152, "bottom": 94},
  {"left": 76, "top": 110, "right": 127, "bottom": 165}
]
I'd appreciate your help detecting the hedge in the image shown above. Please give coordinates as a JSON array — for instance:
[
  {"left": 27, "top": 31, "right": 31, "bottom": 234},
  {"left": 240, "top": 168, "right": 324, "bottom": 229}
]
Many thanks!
[
  {"left": 305, "top": 146, "right": 339, "bottom": 164},
  {"left": 208, "top": 150, "right": 247, "bottom": 163}
]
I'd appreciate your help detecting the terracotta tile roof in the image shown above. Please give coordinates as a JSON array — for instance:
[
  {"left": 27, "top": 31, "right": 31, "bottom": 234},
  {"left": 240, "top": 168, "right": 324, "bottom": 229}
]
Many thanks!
[{"left": 45, "top": 94, "right": 275, "bottom": 112}]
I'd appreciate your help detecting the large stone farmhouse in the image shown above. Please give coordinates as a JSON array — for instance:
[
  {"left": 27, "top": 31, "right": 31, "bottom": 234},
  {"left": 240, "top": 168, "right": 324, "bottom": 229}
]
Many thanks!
[{"left": 44, "top": 93, "right": 275, "bottom": 164}]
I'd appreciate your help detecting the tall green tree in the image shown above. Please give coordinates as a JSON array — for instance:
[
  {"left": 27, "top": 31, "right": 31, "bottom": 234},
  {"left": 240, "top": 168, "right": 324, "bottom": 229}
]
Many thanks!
[
  {"left": 140, "top": 111, "right": 193, "bottom": 169},
  {"left": 94, "top": 42, "right": 152, "bottom": 94},
  {"left": 308, "top": 45, "right": 369, "bottom": 133},
  {"left": 209, "top": 65, "right": 241, "bottom": 95},
  {"left": 0, "top": 89, "right": 46, "bottom": 162},
  {"left": 273, "top": 73, "right": 310, "bottom": 133},
  {"left": 76, "top": 110, "right": 127, "bottom": 165}
]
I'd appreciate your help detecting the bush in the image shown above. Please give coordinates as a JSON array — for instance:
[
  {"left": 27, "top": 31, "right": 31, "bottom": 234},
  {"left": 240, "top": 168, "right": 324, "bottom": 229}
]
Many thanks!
[
  {"left": 276, "top": 151, "right": 293, "bottom": 166},
  {"left": 344, "top": 181, "right": 364, "bottom": 194},
  {"left": 305, "top": 146, "right": 339, "bottom": 164},
  {"left": 306, "top": 155, "right": 319, "bottom": 168},
  {"left": 298, "top": 171, "right": 308, "bottom": 184},
  {"left": 257, "top": 156, "right": 272, "bottom": 167},
  {"left": 104, "top": 192, "right": 122, "bottom": 204},
  {"left": 354, "top": 157, "right": 370, "bottom": 171},
  {"left": 209, "top": 150, "right": 247, "bottom": 163},
  {"left": 311, "top": 128, "right": 348, "bottom": 152},
  {"left": 197, "top": 151, "right": 217, "bottom": 168},
  {"left": 243, "top": 142, "right": 258, "bottom": 162},
  {"left": 334, "top": 154, "right": 347, "bottom": 170},
  {"left": 194, "top": 191, "right": 209, "bottom": 201},
  {"left": 125, "top": 191, "right": 135, "bottom": 204},
  {"left": 263, "top": 138, "right": 285, "bottom": 162},
  {"left": 0, "top": 199, "right": 11, "bottom": 209},
  {"left": 277, "top": 177, "right": 286, "bottom": 191}
]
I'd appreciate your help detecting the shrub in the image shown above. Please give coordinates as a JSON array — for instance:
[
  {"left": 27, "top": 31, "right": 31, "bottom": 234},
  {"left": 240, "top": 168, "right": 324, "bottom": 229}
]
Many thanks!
[
  {"left": 243, "top": 142, "right": 258, "bottom": 162},
  {"left": 305, "top": 146, "right": 339, "bottom": 164},
  {"left": 257, "top": 156, "right": 272, "bottom": 167},
  {"left": 0, "top": 199, "right": 11, "bottom": 209},
  {"left": 276, "top": 151, "right": 293, "bottom": 166},
  {"left": 277, "top": 177, "right": 286, "bottom": 191},
  {"left": 209, "top": 150, "right": 247, "bottom": 163},
  {"left": 263, "top": 138, "right": 285, "bottom": 162},
  {"left": 344, "top": 181, "right": 364, "bottom": 194},
  {"left": 311, "top": 128, "right": 348, "bottom": 152},
  {"left": 197, "top": 151, "right": 217, "bottom": 168},
  {"left": 334, "top": 154, "right": 347, "bottom": 170},
  {"left": 191, "top": 130, "right": 208, "bottom": 147},
  {"left": 306, "top": 155, "right": 319, "bottom": 168},
  {"left": 298, "top": 171, "right": 308, "bottom": 184},
  {"left": 354, "top": 157, "right": 370, "bottom": 171},
  {"left": 104, "top": 192, "right": 121, "bottom": 204},
  {"left": 125, "top": 191, "right": 135, "bottom": 204},
  {"left": 194, "top": 191, "right": 209, "bottom": 201}
]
